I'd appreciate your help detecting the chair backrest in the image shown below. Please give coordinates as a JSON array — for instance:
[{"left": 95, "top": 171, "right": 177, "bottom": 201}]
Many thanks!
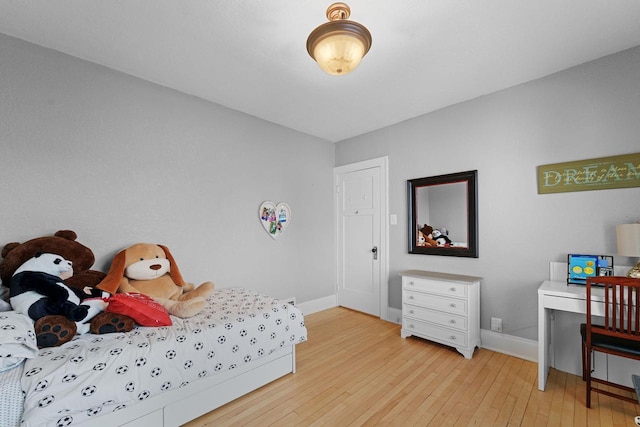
[{"left": 586, "top": 276, "right": 640, "bottom": 342}]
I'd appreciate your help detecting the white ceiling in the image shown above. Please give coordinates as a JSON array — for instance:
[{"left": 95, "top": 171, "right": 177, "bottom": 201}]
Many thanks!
[{"left": 1, "top": 1, "right": 640, "bottom": 143}]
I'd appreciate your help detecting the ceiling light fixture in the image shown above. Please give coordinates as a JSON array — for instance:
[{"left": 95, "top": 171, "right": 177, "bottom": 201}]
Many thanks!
[{"left": 306, "top": 2, "right": 372, "bottom": 76}]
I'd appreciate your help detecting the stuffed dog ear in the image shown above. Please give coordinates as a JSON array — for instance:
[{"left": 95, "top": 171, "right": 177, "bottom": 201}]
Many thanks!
[
  {"left": 158, "top": 244, "right": 185, "bottom": 286},
  {"left": 96, "top": 249, "right": 127, "bottom": 294}
]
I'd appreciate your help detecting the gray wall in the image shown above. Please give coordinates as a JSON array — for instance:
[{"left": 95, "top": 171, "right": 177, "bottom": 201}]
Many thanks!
[
  {"left": 0, "top": 33, "right": 336, "bottom": 304},
  {"left": 335, "top": 46, "right": 640, "bottom": 340},
  {"left": 2, "top": 31, "right": 639, "bottom": 341}
]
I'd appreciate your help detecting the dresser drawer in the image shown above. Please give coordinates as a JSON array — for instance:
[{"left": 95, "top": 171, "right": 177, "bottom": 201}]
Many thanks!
[
  {"left": 403, "top": 277, "right": 467, "bottom": 298},
  {"left": 403, "top": 304, "right": 467, "bottom": 331},
  {"left": 403, "top": 290, "right": 467, "bottom": 315},
  {"left": 404, "top": 318, "right": 468, "bottom": 347}
]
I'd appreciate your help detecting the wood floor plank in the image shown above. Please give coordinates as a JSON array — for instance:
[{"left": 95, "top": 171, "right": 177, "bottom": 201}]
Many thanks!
[
  {"left": 571, "top": 372, "right": 589, "bottom": 427},
  {"left": 184, "top": 307, "right": 640, "bottom": 427},
  {"left": 507, "top": 360, "right": 537, "bottom": 426}
]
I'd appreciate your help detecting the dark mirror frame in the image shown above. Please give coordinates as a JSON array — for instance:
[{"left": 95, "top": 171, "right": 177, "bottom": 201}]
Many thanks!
[{"left": 407, "top": 170, "right": 478, "bottom": 257}]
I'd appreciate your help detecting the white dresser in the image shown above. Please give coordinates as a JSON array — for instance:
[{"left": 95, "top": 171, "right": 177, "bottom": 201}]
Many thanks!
[{"left": 400, "top": 270, "right": 481, "bottom": 359}]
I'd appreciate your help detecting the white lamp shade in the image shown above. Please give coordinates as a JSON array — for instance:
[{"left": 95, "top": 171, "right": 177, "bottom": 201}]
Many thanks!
[{"left": 616, "top": 223, "right": 640, "bottom": 257}]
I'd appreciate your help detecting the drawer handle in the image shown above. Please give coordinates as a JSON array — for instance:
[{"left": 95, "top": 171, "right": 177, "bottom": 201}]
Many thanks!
[
  {"left": 409, "top": 310, "right": 415, "bottom": 314},
  {"left": 409, "top": 324, "right": 415, "bottom": 328},
  {"left": 450, "top": 319, "right": 456, "bottom": 324},
  {"left": 409, "top": 281, "right": 415, "bottom": 286},
  {"left": 409, "top": 296, "right": 415, "bottom": 300},
  {"left": 450, "top": 287, "right": 457, "bottom": 292},
  {"left": 450, "top": 303, "right": 456, "bottom": 308},
  {"left": 450, "top": 336, "right": 457, "bottom": 340}
]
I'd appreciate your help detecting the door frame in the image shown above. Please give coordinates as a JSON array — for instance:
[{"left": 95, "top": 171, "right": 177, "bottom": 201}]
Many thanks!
[{"left": 334, "top": 156, "right": 389, "bottom": 321}]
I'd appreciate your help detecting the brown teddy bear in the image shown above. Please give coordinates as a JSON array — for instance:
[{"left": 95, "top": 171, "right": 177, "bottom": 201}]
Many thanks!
[
  {"left": 0, "top": 230, "right": 134, "bottom": 347},
  {"left": 418, "top": 224, "right": 438, "bottom": 246},
  {"left": 97, "top": 243, "right": 215, "bottom": 318}
]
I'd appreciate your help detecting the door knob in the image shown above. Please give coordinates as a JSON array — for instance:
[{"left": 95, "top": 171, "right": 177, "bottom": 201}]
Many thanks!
[{"left": 371, "top": 246, "right": 378, "bottom": 260}]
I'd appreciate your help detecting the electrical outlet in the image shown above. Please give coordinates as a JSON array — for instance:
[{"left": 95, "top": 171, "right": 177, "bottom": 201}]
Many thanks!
[{"left": 491, "top": 317, "right": 503, "bottom": 333}]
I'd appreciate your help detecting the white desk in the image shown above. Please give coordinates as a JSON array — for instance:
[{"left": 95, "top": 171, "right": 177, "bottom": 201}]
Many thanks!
[{"left": 537, "top": 280, "right": 608, "bottom": 391}]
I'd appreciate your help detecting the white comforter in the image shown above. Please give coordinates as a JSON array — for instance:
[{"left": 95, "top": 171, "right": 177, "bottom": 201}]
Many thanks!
[
  {"left": 20, "top": 288, "right": 307, "bottom": 427},
  {"left": 0, "top": 310, "right": 39, "bottom": 372}
]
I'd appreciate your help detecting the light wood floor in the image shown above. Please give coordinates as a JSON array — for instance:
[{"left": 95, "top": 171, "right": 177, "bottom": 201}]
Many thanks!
[{"left": 185, "top": 307, "right": 640, "bottom": 426}]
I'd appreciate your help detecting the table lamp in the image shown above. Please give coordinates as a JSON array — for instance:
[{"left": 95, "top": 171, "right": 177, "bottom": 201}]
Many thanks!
[{"left": 616, "top": 222, "right": 640, "bottom": 278}]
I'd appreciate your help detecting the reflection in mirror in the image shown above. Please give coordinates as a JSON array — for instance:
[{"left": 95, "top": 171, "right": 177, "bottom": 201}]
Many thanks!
[
  {"left": 408, "top": 170, "right": 478, "bottom": 257},
  {"left": 416, "top": 182, "right": 468, "bottom": 247}
]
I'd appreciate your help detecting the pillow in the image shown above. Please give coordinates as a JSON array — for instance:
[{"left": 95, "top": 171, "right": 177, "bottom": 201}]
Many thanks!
[{"left": 106, "top": 293, "right": 172, "bottom": 327}]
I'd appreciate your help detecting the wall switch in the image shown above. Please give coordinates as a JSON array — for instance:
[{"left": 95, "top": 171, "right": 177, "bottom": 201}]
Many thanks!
[
  {"left": 491, "top": 317, "right": 503, "bottom": 333},
  {"left": 390, "top": 214, "right": 398, "bottom": 225}
]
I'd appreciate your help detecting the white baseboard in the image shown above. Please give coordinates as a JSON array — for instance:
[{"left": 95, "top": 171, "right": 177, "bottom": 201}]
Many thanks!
[
  {"left": 373, "top": 306, "right": 537, "bottom": 362},
  {"left": 298, "top": 297, "right": 538, "bottom": 362},
  {"left": 297, "top": 294, "right": 337, "bottom": 315},
  {"left": 480, "top": 329, "right": 537, "bottom": 362},
  {"left": 386, "top": 307, "right": 403, "bottom": 324},
  {"left": 298, "top": 298, "right": 405, "bottom": 323}
]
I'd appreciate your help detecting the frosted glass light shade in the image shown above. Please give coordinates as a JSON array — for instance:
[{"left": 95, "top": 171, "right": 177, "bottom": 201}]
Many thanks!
[
  {"left": 306, "top": 3, "right": 372, "bottom": 76},
  {"left": 307, "top": 23, "right": 370, "bottom": 75}
]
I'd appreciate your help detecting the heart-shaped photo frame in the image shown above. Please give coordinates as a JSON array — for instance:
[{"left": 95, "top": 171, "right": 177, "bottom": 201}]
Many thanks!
[{"left": 259, "top": 201, "right": 291, "bottom": 239}]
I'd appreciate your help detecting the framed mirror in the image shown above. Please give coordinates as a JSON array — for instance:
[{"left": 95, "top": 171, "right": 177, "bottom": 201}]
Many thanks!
[{"left": 407, "top": 170, "right": 478, "bottom": 257}]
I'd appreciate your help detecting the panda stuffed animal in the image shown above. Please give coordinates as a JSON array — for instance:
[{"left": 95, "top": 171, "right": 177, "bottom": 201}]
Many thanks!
[
  {"left": 10, "top": 252, "right": 107, "bottom": 335},
  {"left": 432, "top": 228, "right": 452, "bottom": 246}
]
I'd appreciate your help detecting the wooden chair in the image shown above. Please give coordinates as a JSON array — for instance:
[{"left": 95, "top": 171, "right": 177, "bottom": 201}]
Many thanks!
[{"left": 581, "top": 276, "right": 640, "bottom": 408}]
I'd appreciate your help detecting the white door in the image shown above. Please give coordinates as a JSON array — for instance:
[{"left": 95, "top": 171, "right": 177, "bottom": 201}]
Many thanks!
[{"left": 335, "top": 157, "right": 387, "bottom": 318}]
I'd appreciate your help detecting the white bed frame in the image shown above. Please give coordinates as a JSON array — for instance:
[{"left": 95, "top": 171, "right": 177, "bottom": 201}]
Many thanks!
[{"left": 80, "top": 345, "right": 296, "bottom": 426}]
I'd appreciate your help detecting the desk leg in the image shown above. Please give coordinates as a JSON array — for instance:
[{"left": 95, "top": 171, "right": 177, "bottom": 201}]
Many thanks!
[{"left": 538, "top": 292, "right": 550, "bottom": 391}]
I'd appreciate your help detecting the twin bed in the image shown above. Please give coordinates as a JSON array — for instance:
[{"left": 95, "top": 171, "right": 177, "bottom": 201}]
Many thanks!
[{"left": 0, "top": 287, "right": 307, "bottom": 427}]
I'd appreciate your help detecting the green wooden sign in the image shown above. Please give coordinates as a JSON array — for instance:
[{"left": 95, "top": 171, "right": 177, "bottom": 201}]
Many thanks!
[{"left": 537, "top": 153, "right": 640, "bottom": 194}]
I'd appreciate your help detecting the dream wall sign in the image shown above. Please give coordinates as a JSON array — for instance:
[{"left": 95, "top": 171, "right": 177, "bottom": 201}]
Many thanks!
[
  {"left": 537, "top": 153, "right": 640, "bottom": 194},
  {"left": 259, "top": 201, "right": 291, "bottom": 239}
]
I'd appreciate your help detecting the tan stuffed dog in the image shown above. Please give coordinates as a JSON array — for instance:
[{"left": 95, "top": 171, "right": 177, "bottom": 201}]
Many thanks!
[{"left": 97, "top": 243, "right": 214, "bottom": 318}]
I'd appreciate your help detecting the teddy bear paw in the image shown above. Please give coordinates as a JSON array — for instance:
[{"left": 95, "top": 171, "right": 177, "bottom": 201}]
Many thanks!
[
  {"left": 34, "top": 315, "right": 77, "bottom": 348},
  {"left": 89, "top": 312, "right": 135, "bottom": 335}
]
